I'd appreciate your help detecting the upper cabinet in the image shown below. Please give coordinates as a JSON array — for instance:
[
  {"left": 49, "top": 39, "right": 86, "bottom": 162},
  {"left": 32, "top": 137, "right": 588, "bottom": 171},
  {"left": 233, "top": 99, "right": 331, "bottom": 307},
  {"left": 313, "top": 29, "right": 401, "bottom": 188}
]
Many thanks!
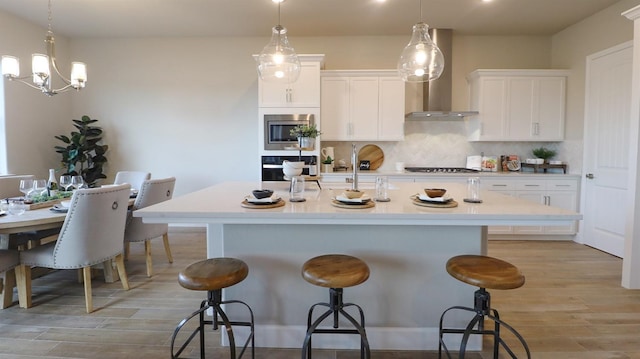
[
  {"left": 466, "top": 69, "right": 569, "bottom": 142},
  {"left": 258, "top": 56, "right": 324, "bottom": 108},
  {"left": 321, "top": 70, "right": 405, "bottom": 141}
]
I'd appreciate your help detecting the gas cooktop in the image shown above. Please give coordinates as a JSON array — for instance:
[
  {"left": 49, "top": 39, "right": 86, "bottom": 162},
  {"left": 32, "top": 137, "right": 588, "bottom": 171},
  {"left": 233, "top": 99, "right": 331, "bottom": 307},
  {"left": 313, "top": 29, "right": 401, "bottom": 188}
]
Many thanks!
[{"left": 404, "top": 167, "right": 480, "bottom": 173}]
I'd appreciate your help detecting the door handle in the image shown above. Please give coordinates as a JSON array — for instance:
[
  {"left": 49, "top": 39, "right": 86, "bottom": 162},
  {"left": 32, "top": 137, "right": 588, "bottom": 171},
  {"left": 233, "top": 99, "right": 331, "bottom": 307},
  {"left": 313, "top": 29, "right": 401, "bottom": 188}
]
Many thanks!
[{"left": 585, "top": 173, "right": 594, "bottom": 179}]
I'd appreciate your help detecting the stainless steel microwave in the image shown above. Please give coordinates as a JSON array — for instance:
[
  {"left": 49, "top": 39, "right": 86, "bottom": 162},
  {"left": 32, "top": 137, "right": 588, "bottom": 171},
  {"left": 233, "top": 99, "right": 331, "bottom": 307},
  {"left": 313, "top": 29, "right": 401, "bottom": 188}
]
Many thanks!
[{"left": 264, "top": 114, "right": 315, "bottom": 150}]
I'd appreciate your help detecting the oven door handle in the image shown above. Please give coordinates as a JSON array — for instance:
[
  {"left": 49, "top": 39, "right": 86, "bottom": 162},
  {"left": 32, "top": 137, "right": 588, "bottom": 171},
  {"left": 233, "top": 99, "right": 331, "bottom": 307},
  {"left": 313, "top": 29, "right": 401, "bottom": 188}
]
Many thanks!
[{"left": 263, "top": 164, "right": 310, "bottom": 169}]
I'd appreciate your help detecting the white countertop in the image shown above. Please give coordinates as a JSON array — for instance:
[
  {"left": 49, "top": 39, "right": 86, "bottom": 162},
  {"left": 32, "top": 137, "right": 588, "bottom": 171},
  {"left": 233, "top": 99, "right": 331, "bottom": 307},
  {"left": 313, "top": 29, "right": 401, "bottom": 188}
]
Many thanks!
[
  {"left": 134, "top": 181, "right": 582, "bottom": 226},
  {"left": 321, "top": 170, "right": 579, "bottom": 178}
]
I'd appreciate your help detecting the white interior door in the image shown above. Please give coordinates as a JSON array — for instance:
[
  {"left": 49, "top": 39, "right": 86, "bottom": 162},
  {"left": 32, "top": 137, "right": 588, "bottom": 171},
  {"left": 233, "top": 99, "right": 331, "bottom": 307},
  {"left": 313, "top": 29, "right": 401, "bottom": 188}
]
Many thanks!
[{"left": 581, "top": 41, "right": 633, "bottom": 257}]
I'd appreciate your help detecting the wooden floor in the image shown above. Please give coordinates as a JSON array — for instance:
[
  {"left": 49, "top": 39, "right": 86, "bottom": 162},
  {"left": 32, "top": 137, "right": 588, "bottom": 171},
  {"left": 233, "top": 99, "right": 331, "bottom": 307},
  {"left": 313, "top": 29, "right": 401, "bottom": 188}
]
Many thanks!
[{"left": 1, "top": 230, "right": 639, "bottom": 358}]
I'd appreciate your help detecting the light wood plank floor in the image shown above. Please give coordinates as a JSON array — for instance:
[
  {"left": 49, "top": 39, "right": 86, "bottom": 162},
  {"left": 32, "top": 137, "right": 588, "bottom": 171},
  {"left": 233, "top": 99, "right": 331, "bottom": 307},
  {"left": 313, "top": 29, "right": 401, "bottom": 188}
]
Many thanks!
[{"left": 0, "top": 230, "right": 639, "bottom": 358}]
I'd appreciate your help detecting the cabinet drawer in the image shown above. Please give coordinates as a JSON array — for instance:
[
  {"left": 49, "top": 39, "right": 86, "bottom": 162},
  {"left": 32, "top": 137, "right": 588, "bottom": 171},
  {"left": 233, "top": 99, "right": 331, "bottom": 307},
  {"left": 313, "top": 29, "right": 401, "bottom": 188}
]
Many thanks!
[
  {"left": 514, "top": 181, "right": 545, "bottom": 191},
  {"left": 482, "top": 180, "right": 514, "bottom": 191},
  {"left": 546, "top": 179, "right": 578, "bottom": 191}
]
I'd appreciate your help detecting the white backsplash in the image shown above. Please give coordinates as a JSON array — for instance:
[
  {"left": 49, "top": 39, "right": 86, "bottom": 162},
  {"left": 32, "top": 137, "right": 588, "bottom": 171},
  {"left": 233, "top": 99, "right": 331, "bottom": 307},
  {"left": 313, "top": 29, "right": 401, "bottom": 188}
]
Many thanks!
[{"left": 321, "top": 121, "right": 583, "bottom": 174}]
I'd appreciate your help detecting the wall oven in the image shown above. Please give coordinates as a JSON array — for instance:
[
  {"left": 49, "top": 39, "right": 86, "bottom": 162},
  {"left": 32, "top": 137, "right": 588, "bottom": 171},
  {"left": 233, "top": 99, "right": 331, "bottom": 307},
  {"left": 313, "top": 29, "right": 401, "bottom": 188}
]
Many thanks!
[
  {"left": 262, "top": 155, "right": 317, "bottom": 181},
  {"left": 264, "top": 114, "right": 315, "bottom": 150}
]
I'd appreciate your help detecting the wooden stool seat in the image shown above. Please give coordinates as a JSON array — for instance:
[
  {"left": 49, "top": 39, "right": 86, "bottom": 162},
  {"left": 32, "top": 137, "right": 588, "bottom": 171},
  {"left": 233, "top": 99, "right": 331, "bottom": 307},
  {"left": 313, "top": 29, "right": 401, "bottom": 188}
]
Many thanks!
[
  {"left": 446, "top": 255, "right": 525, "bottom": 290},
  {"left": 178, "top": 257, "right": 249, "bottom": 291},
  {"left": 302, "top": 254, "right": 370, "bottom": 288}
]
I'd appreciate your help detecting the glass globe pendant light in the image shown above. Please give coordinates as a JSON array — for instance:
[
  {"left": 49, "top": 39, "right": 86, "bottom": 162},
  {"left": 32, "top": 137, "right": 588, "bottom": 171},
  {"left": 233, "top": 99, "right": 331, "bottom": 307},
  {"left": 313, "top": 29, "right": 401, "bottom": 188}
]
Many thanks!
[
  {"left": 397, "top": 0, "right": 444, "bottom": 82},
  {"left": 256, "top": 0, "right": 301, "bottom": 83}
]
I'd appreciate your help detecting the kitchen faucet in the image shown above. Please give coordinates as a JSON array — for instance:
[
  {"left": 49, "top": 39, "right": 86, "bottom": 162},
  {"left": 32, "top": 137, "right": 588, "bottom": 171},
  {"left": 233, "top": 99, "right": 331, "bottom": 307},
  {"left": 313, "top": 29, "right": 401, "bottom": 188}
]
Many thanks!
[{"left": 351, "top": 143, "right": 358, "bottom": 191}]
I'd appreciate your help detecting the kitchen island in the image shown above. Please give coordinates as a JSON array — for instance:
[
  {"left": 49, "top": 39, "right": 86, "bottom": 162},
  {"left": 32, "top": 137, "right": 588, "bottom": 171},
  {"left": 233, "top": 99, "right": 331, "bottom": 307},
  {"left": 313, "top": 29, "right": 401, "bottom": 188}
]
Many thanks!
[{"left": 134, "top": 181, "right": 581, "bottom": 351}]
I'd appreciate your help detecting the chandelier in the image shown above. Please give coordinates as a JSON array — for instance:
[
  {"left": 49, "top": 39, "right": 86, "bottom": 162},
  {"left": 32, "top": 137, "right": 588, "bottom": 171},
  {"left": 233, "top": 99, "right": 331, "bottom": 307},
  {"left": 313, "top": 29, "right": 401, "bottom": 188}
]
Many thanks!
[
  {"left": 256, "top": 0, "right": 301, "bottom": 83},
  {"left": 1, "top": 0, "right": 87, "bottom": 96},
  {"left": 397, "top": 0, "right": 444, "bottom": 82}
]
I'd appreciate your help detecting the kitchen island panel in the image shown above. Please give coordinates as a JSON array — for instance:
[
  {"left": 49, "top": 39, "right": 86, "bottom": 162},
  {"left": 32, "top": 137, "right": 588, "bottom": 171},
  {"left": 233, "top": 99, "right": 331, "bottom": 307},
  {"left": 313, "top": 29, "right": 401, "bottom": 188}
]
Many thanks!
[{"left": 211, "top": 223, "right": 484, "bottom": 350}]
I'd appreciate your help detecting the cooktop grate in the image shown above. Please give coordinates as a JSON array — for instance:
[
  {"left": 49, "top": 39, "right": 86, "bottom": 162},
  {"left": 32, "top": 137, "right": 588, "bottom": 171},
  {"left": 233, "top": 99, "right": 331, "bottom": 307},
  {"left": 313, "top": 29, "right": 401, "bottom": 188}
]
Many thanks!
[{"left": 404, "top": 167, "right": 480, "bottom": 173}]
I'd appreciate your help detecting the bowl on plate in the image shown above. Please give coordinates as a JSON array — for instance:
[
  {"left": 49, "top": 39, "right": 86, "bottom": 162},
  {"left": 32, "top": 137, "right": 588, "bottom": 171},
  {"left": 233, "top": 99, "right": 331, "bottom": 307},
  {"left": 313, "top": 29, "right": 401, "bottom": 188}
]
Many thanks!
[
  {"left": 424, "top": 188, "right": 446, "bottom": 198},
  {"left": 343, "top": 189, "right": 365, "bottom": 199},
  {"left": 252, "top": 189, "right": 273, "bottom": 199}
]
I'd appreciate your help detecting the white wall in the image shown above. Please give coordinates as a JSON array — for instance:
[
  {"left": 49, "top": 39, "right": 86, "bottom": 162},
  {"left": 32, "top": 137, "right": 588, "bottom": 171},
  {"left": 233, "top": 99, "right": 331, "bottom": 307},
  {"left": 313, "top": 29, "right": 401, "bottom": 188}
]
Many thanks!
[{"left": 0, "top": 11, "right": 71, "bottom": 178}]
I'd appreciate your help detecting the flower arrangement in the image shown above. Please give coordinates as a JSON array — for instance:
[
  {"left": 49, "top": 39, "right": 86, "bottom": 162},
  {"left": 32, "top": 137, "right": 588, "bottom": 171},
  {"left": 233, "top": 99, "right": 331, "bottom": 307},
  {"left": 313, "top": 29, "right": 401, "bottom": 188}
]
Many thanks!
[
  {"left": 532, "top": 147, "right": 557, "bottom": 162},
  {"left": 289, "top": 124, "right": 321, "bottom": 138}
]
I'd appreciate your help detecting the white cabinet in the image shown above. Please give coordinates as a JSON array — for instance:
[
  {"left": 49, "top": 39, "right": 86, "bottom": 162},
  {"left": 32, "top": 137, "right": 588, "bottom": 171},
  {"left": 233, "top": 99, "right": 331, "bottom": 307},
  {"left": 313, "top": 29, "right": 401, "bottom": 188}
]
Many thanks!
[
  {"left": 258, "top": 60, "right": 322, "bottom": 108},
  {"left": 467, "top": 70, "right": 569, "bottom": 142},
  {"left": 321, "top": 70, "right": 405, "bottom": 141},
  {"left": 483, "top": 177, "right": 579, "bottom": 237}
]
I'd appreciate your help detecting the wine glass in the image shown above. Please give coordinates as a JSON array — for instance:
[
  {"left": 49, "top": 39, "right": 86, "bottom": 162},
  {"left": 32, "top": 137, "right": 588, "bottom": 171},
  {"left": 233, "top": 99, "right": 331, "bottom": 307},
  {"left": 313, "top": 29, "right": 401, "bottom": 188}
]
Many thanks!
[
  {"left": 33, "top": 179, "right": 47, "bottom": 197},
  {"left": 59, "top": 175, "right": 72, "bottom": 192},
  {"left": 71, "top": 176, "right": 85, "bottom": 190},
  {"left": 19, "top": 179, "right": 34, "bottom": 199}
]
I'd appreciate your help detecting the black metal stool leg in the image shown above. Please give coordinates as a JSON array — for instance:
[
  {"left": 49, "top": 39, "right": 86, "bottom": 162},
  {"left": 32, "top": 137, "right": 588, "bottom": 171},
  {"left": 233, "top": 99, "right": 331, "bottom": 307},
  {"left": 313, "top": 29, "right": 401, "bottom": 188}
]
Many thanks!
[
  {"left": 301, "top": 288, "right": 370, "bottom": 359},
  {"left": 171, "top": 289, "right": 255, "bottom": 359},
  {"left": 439, "top": 288, "right": 531, "bottom": 359}
]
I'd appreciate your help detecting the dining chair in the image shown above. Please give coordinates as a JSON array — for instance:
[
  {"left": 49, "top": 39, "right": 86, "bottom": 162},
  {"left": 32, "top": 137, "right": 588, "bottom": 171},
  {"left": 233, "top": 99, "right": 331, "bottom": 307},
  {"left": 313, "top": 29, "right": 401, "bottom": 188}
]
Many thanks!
[
  {"left": 0, "top": 250, "right": 20, "bottom": 309},
  {"left": 124, "top": 177, "right": 176, "bottom": 277},
  {"left": 15, "top": 184, "right": 132, "bottom": 313},
  {"left": 0, "top": 174, "right": 35, "bottom": 198},
  {"left": 114, "top": 171, "right": 151, "bottom": 191}
]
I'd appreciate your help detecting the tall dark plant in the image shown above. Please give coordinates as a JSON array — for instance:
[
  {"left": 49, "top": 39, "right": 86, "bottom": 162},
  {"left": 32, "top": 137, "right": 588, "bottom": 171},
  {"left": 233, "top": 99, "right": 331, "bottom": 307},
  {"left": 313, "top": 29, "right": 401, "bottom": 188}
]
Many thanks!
[{"left": 54, "top": 115, "right": 108, "bottom": 188}]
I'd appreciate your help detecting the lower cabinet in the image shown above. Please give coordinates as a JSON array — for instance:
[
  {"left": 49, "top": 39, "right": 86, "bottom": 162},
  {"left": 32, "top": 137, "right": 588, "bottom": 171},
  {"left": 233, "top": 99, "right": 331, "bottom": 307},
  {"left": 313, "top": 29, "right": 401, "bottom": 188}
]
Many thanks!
[{"left": 483, "top": 177, "right": 579, "bottom": 237}]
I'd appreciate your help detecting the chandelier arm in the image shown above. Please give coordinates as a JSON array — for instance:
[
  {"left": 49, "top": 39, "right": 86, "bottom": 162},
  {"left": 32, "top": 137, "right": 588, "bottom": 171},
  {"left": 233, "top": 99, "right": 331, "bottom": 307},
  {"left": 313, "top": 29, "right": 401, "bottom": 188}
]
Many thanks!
[
  {"left": 47, "top": 34, "right": 72, "bottom": 85},
  {"left": 4, "top": 76, "right": 47, "bottom": 90}
]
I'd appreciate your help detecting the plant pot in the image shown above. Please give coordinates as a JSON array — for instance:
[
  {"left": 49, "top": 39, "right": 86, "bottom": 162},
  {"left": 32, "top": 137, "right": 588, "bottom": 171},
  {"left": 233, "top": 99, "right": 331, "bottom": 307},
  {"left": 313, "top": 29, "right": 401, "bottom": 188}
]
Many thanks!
[
  {"left": 298, "top": 137, "right": 314, "bottom": 149},
  {"left": 322, "top": 163, "right": 334, "bottom": 173}
]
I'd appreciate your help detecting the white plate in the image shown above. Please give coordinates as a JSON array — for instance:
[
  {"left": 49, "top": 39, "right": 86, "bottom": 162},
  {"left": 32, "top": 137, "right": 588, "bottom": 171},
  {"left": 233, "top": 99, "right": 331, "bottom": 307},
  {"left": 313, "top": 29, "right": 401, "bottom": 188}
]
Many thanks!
[
  {"left": 245, "top": 195, "right": 281, "bottom": 204},
  {"left": 60, "top": 200, "right": 71, "bottom": 208},
  {"left": 0, "top": 210, "right": 6, "bottom": 216},
  {"left": 417, "top": 194, "right": 452, "bottom": 203},
  {"left": 335, "top": 194, "right": 371, "bottom": 203}
]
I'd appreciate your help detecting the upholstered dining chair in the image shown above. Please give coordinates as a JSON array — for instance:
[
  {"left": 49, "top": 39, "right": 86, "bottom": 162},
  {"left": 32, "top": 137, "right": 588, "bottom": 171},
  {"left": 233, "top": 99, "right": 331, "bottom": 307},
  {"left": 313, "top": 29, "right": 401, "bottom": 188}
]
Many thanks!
[
  {"left": 124, "top": 177, "right": 176, "bottom": 277},
  {"left": 114, "top": 171, "right": 151, "bottom": 191},
  {"left": 15, "top": 184, "right": 132, "bottom": 313},
  {"left": 0, "top": 250, "right": 20, "bottom": 309},
  {"left": 0, "top": 174, "right": 35, "bottom": 198}
]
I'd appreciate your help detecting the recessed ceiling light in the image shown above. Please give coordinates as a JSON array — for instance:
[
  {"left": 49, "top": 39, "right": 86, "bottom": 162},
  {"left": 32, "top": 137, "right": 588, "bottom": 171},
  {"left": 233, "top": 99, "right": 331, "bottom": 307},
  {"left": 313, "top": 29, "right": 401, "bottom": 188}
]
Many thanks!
[{"left": 272, "top": 0, "right": 285, "bottom": 3}]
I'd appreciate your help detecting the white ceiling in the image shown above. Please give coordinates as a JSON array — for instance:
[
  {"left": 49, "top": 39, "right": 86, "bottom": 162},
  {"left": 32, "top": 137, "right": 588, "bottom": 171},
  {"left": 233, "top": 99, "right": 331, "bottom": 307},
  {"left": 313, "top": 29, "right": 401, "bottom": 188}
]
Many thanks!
[{"left": 0, "top": 0, "right": 623, "bottom": 38}]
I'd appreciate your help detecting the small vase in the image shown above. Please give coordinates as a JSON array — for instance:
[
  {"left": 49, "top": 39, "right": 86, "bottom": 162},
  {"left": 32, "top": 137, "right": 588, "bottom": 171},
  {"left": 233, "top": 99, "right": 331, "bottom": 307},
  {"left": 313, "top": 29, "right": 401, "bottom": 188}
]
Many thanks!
[
  {"left": 322, "top": 163, "right": 334, "bottom": 173},
  {"left": 298, "top": 137, "right": 314, "bottom": 149}
]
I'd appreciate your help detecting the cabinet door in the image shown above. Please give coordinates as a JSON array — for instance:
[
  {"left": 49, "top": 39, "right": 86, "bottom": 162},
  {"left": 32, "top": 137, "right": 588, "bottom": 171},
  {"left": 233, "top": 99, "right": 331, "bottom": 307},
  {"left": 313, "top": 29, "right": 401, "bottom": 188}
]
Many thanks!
[
  {"left": 350, "top": 77, "right": 379, "bottom": 140},
  {"left": 545, "top": 191, "right": 578, "bottom": 234},
  {"left": 475, "top": 77, "right": 507, "bottom": 140},
  {"left": 535, "top": 77, "right": 566, "bottom": 140},
  {"left": 506, "top": 78, "right": 535, "bottom": 139},
  {"left": 259, "top": 62, "right": 320, "bottom": 107},
  {"left": 513, "top": 191, "right": 546, "bottom": 234},
  {"left": 378, "top": 77, "right": 405, "bottom": 141},
  {"left": 321, "top": 77, "right": 350, "bottom": 140}
]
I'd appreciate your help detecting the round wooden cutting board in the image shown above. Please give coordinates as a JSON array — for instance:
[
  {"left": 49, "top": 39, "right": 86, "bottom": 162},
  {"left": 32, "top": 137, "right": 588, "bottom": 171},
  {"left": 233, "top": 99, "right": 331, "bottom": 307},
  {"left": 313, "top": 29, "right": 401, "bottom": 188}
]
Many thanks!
[{"left": 358, "top": 144, "right": 384, "bottom": 170}]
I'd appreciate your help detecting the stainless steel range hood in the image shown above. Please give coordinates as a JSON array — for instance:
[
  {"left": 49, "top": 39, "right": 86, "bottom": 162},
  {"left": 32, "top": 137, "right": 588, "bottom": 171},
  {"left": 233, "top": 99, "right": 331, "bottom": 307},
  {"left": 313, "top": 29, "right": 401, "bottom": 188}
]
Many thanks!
[{"left": 405, "top": 29, "right": 478, "bottom": 120}]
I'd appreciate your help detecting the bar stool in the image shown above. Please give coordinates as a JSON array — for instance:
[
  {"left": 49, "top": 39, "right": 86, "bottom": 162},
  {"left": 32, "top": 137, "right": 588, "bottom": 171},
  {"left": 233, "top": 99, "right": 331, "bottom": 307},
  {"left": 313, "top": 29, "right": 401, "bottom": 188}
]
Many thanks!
[
  {"left": 439, "top": 255, "right": 531, "bottom": 359},
  {"left": 170, "top": 257, "right": 255, "bottom": 359},
  {"left": 301, "top": 254, "right": 371, "bottom": 359}
]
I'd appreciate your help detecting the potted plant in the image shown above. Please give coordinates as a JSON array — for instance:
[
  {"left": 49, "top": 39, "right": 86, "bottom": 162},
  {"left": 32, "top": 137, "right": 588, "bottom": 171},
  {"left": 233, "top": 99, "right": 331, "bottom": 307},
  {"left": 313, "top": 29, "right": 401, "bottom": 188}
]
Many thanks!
[
  {"left": 290, "top": 124, "right": 321, "bottom": 149},
  {"left": 531, "top": 147, "right": 557, "bottom": 164},
  {"left": 54, "top": 115, "right": 108, "bottom": 188},
  {"left": 321, "top": 156, "right": 334, "bottom": 173}
]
